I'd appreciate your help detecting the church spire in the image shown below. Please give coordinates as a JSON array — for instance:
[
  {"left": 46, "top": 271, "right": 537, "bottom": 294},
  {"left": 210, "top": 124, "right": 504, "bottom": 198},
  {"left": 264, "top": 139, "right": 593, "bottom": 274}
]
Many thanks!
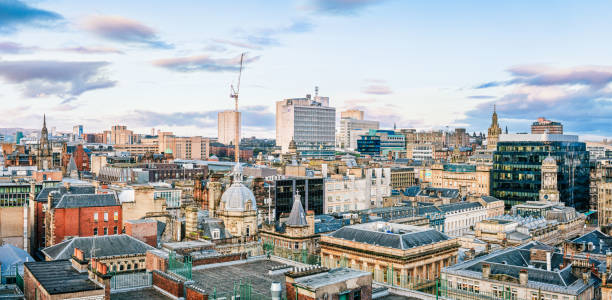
[{"left": 43, "top": 114, "right": 46, "bottom": 129}]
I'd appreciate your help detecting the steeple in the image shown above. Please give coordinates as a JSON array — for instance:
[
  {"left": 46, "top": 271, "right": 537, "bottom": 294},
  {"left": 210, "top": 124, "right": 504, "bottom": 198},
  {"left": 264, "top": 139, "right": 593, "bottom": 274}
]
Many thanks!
[
  {"left": 491, "top": 105, "right": 498, "bottom": 126},
  {"left": 487, "top": 104, "right": 502, "bottom": 151},
  {"left": 286, "top": 191, "right": 307, "bottom": 227},
  {"left": 43, "top": 114, "right": 46, "bottom": 129}
]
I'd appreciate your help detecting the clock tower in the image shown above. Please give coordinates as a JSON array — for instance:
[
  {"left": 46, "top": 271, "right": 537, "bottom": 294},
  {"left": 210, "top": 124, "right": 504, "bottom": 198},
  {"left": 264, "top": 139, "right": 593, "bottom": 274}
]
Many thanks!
[{"left": 539, "top": 155, "right": 560, "bottom": 203}]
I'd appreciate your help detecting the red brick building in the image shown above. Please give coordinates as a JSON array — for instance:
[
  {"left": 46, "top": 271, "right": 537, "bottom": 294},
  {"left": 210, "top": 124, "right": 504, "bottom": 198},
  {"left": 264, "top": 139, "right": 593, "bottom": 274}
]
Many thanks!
[
  {"left": 61, "top": 144, "right": 90, "bottom": 172},
  {"left": 45, "top": 192, "right": 122, "bottom": 246}
]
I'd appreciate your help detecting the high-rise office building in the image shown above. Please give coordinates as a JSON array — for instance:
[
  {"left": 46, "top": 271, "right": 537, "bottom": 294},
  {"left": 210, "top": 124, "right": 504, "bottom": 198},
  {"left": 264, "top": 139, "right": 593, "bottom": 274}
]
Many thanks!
[
  {"left": 491, "top": 133, "right": 590, "bottom": 210},
  {"left": 218, "top": 110, "right": 241, "bottom": 145},
  {"left": 72, "top": 125, "right": 83, "bottom": 141},
  {"left": 276, "top": 92, "right": 335, "bottom": 158},
  {"left": 110, "top": 125, "right": 133, "bottom": 144},
  {"left": 531, "top": 117, "right": 563, "bottom": 134},
  {"left": 340, "top": 109, "right": 364, "bottom": 120},
  {"left": 157, "top": 134, "right": 211, "bottom": 160},
  {"left": 337, "top": 117, "right": 379, "bottom": 151}
]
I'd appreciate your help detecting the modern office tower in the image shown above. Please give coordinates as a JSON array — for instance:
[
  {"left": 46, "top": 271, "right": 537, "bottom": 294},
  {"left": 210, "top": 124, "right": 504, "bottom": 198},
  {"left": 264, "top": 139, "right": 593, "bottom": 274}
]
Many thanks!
[
  {"left": 72, "top": 125, "right": 83, "bottom": 141},
  {"left": 110, "top": 125, "right": 133, "bottom": 144},
  {"left": 487, "top": 106, "right": 502, "bottom": 151},
  {"left": 531, "top": 117, "right": 563, "bottom": 134},
  {"left": 274, "top": 177, "right": 324, "bottom": 219},
  {"left": 218, "top": 110, "right": 241, "bottom": 145},
  {"left": 340, "top": 109, "right": 364, "bottom": 120},
  {"left": 338, "top": 116, "right": 379, "bottom": 151},
  {"left": 356, "top": 130, "right": 404, "bottom": 156},
  {"left": 276, "top": 92, "right": 336, "bottom": 158},
  {"left": 15, "top": 131, "right": 23, "bottom": 144},
  {"left": 491, "top": 133, "right": 590, "bottom": 210}
]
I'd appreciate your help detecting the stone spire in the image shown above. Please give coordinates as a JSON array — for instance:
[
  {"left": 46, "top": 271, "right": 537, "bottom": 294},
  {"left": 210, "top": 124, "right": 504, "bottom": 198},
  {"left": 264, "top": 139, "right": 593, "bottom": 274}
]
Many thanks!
[
  {"left": 487, "top": 104, "right": 502, "bottom": 151},
  {"left": 286, "top": 191, "right": 307, "bottom": 227}
]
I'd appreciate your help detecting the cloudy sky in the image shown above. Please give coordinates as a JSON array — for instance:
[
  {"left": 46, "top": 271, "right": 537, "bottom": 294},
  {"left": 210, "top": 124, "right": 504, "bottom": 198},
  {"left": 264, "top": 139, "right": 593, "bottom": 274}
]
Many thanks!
[{"left": 1, "top": 0, "right": 612, "bottom": 140}]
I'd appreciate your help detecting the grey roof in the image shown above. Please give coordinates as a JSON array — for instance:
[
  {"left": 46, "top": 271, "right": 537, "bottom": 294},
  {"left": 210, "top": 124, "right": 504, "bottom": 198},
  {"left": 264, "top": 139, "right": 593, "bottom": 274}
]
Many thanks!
[
  {"left": 438, "top": 201, "right": 482, "bottom": 214},
  {"left": 24, "top": 260, "right": 102, "bottom": 295},
  {"left": 286, "top": 196, "right": 308, "bottom": 227},
  {"left": 294, "top": 268, "right": 370, "bottom": 289},
  {"left": 444, "top": 242, "right": 599, "bottom": 294},
  {"left": 198, "top": 218, "right": 231, "bottom": 239},
  {"left": 327, "top": 223, "right": 451, "bottom": 250},
  {"left": 570, "top": 229, "right": 612, "bottom": 255},
  {"left": 417, "top": 187, "right": 459, "bottom": 199},
  {"left": 42, "top": 234, "right": 154, "bottom": 260},
  {"left": 54, "top": 193, "right": 119, "bottom": 208},
  {"left": 35, "top": 185, "right": 96, "bottom": 202},
  {"left": 67, "top": 155, "right": 78, "bottom": 173},
  {"left": 0, "top": 244, "right": 34, "bottom": 277},
  {"left": 480, "top": 196, "right": 502, "bottom": 203}
]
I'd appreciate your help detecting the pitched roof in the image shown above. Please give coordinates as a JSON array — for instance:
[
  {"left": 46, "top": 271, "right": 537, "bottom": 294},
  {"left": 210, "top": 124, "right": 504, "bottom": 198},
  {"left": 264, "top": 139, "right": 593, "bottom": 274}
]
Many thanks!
[
  {"left": 24, "top": 260, "right": 102, "bottom": 295},
  {"left": 0, "top": 244, "right": 34, "bottom": 276},
  {"left": 35, "top": 185, "right": 96, "bottom": 202},
  {"left": 41, "top": 234, "right": 154, "bottom": 260},
  {"left": 67, "top": 155, "right": 78, "bottom": 173},
  {"left": 54, "top": 193, "right": 119, "bottom": 209},
  {"left": 286, "top": 196, "right": 308, "bottom": 227},
  {"left": 327, "top": 223, "right": 451, "bottom": 250}
]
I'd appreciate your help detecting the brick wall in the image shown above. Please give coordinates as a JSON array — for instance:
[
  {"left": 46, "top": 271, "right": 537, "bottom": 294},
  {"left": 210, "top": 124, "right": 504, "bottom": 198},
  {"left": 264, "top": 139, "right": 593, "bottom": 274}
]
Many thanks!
[
  {"left": 146, "top": 251, "right": 168, "bottom": 272},
  {"left": 125, "top": 220, "right": 157, "bottom": 247},
  {"left": 185, "top": 285, "right": 208, "bottom": 300},
  {"left": 152, "top": 270, "right": 184, "bottom": 298},
  {"left": 192, "top": 253, "right": 246, "bottom": 266},
  {"left": 50, "top": 205, "right": 122, "bottom": 246}
]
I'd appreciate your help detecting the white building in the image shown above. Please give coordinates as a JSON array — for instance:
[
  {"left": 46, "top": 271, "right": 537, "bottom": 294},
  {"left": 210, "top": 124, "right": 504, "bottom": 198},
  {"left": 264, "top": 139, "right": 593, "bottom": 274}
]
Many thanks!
[
  {"left": 218, "top": 110, "right": 241, "bottom": 145},
  {"left": 366, "top": 168, "right": 391, "bottom": 207},
  {"left": 337, "top": 118, "right": 379, "bottom": 151},
  {"left": 276, "top": 92, "right": 336, "bottom": 158},
  {"left": 324, "top": 176, "right": 370, "bottom": 213},
  {"left": 439, "top": 202, "right": 488, "bottom": 237}
]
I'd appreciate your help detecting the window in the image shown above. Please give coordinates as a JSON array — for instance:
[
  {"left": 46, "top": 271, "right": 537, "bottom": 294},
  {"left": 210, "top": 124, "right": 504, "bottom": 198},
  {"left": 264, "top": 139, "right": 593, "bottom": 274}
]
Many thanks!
[
  {"left": 113, "top": 226, "right": 118, "bottom": 234},
  {"left": 93, "top": 212, "right": 98, "bottom": 222},
  {"left": 104, "top": 227, "right": 108, "bottom": 235},
  {"left": 353, "top": 290, "right": 361, "bottom": 300},
  {"left": 212, "top": 229, "right": 220, "bottom": 239},
  {"left": 104, "top": 212, "right": 108, "bottom": 222},
  {"left": 93, "top": 228, "right": 98, "bottom": 235},
  {"left": 114, "top": 211, "right": 119, "bottom": 221}
]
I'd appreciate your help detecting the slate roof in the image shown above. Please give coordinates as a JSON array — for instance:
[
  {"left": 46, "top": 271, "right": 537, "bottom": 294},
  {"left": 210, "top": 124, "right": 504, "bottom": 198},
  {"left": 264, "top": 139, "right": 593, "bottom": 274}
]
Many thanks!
[
  {"left": 444, "top": 242, "right": 599, "bottom": 295},
  {"left": 0, "top": 244, "right": 34, "bottom": 277},
  {"left": 24, "top": 260, "right": 102, "bottom": 295},
  {"left": 437, "top": 201, "right": 482, "bottom": 214},
  {"left": 416, "top": 187, "right": 460, "bottom": 199},
  {"left": 402, "top": 186, "right": 421, "bottom": 197},
  {"left": 480, "top": 196, "right": 502, "bottom": 203},
  {"left": 294, "top": 268, "right": 370, "bottom": 289},
  {"left": 66, "top": 155, "right": 78, "bottom": 174},
  {"left": 198, "top": 218, "right": 231, "bottom": 239},
  {"left": 35, "top": 185, "right": 96, "bottom": 202},
  {"left": 570, "top": 229, "right": 612, "bottom": 255},
  {"left": 42, "top": 234, "right": 154, "bottom": 260},
  {"left": 54, "top": 193, "right": 119, "bottom": 208},
  {"left": 327, "top": 222, "right": 451, "bottom": 250},
  {"left": 286, "top": 196, "right": 308, "bottom": 227}
]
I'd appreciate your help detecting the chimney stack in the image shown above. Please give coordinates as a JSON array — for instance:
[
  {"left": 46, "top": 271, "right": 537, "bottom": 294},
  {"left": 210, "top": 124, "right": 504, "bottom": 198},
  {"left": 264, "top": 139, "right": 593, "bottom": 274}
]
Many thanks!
[
  {"left": 582, "top": 271, "right": 590, "bottom": 284},
  {"left": 271, "top": 282, "right": 282, "bottom": 300},
  {"left": 546, "top": 251, "right": 551, "bottom": 272},
  {"left": 482, "top": 263, "right": 490, "bottom": 279},
  {"left": 604, "top": 272, "right": 608, "bottom": 286},
  {"left": 519, "top": 269, "right": 528, "bottom": 285},
  {"left": 607, "top": 252, "right": 612, "bottom": 273}
]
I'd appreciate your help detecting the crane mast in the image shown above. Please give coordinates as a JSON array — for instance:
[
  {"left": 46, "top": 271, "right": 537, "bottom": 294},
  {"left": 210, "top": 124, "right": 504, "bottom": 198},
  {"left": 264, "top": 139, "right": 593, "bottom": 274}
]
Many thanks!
[{"left": 230, "top": 53, "right": 245, "bottom": 163}]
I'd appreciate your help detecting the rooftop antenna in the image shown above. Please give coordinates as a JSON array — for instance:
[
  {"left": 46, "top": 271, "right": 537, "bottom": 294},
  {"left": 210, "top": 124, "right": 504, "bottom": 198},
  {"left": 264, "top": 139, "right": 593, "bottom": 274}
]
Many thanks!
[{"left": 230, "top": 53, "right": 246, "bottom": 163}]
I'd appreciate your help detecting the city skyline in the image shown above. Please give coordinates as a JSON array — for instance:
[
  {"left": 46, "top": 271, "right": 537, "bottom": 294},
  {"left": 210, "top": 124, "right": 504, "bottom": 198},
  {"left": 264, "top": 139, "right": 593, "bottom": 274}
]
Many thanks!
[{"left": 2, "top": 0, "right": 612, "bottom": 140}]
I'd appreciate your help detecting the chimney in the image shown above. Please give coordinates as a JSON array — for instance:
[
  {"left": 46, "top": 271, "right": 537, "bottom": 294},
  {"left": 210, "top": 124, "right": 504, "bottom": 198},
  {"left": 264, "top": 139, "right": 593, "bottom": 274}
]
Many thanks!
[
  {"left": 519, "top": 269, "right": 528, "bottom": 285},
  {"left": 582, "top": 271, "right": 590, "bottom": 284},
  {"left": 482, "top": 263, "right": 490, "bottom": 279},
  {"left": 607, "top": 252, "right": 612, "bottom": 273},
  {"left": 604, "top": 272, "right": 608, "bottom": 286},
  {"left": 546, "top": 251, "right": 551, "bottom": 272},
  {"left": 271, "top": 282, "right": 282, "bottom": 300},
  {"left": 47, "top": 192, "right": 54, "bottom": 210}
]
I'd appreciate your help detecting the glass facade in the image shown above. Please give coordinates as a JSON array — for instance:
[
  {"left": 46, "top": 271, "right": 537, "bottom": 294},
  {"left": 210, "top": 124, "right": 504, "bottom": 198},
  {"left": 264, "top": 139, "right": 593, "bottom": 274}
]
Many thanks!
[
  {"left": 0, "top": 183, "right": 43, "bottom": 207},
  {"left": 357, "top": 135, "right": 381, "bottom": 156},
  {"left": 492, "top": 140, "right": 589, "bottom": 210},
  {"left": 274, "top": 177, "right": 324, "bottom": 219},
  {"left": 154, "top": 189, "right": 182, "bottom": 208}
]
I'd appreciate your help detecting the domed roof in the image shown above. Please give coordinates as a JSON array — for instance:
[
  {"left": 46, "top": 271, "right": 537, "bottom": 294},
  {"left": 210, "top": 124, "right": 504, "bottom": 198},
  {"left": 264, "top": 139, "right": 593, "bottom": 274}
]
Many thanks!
[
  {"left": 220, "top": 163, "right": 256, "bottom": 212},
  {"left": 221, "top": 182, "right": 257, "bottom": 212},
  {"left": 542, "top": 155, "right": 556, "bottom": 165}
]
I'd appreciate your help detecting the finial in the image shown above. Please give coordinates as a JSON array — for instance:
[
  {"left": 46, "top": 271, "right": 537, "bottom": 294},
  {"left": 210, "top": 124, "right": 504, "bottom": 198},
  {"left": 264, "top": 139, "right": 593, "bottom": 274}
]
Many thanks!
[
  {"left": 43, "top": 114, "right": 46, "bottom": 128},
  {"left": 493, "top": 104, "right": 496, "bottom": 113}
]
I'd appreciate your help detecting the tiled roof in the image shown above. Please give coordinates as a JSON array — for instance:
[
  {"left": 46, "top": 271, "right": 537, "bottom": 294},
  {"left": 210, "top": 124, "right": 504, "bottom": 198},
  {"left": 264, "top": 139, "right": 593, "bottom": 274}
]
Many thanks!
[
  {"left": 54, "top": 193, "right": 119, "bottom": 208},
  {"left": 35, "top": 185, "right": 96, "bottom": 202},
  {"left": 327, "top": 224, "right": 451, "bottom": 250},
  {"left": 41, "top": 234, "right": 154, "bottom": 260}
]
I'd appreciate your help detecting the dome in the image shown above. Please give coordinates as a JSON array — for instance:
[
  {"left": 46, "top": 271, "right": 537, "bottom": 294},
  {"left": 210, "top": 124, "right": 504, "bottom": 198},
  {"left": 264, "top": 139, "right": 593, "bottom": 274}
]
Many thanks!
[
  {"left": 220, "top": 182, "right": 257, "bottom": 212},
  {"left": 542, "top": 155, "right": 556, "bottom": 165}
]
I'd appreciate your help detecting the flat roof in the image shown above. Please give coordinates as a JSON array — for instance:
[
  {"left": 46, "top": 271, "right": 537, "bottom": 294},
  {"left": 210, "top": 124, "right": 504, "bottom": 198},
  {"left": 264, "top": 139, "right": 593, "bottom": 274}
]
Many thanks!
[
  {"left": 111, "top": 287, "right": 172, "bottom": 300},
  {"left": 24, "top": 260, "right": 102, "bottom": 295},
  {"left": 499, "top": 133, "right": 579, "bottom": 142},
  {"left": 191, "top": 259, "right": 288, "bottom": 297},
  {"left": 295, "top": 268, "right": 370, "bottom": 289}
]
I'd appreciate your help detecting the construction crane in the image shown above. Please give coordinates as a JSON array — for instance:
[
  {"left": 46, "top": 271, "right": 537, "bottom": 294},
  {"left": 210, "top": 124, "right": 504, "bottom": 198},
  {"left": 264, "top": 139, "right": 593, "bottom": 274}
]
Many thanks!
[{"left": 230, "top": 53, "right": 245, "bottom": 163}]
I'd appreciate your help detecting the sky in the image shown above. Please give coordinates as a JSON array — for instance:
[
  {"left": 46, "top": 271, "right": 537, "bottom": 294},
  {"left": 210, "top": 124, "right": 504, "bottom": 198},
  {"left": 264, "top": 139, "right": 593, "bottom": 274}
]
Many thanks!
[{"left": 1, "top": 0, "right": 612, "bottom": 140}]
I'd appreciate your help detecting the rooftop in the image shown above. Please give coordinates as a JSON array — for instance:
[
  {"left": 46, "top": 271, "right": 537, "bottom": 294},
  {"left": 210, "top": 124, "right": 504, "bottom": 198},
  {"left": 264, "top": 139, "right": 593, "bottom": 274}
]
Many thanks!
[
  {"left": 326, "top": 222, "right": 452, "bottom": 250},
  {"left": 24, "top": 260, "right": 102, "bottom": 295},
  {"left": 111, "top": 287, "right": 172, "bottom": 300},
  {"left": 294, "top": 268, "right": 370, "bottom": 289},
  {"left": 191, "top": 259, "right": 288, "bottom": 297},
  {"left": 54, "top": 193, "right": 119, "bottom": 208},
  {"left": 42, "top": 234, "right": 155, "bottom": 260},
  {"left": 499, "top": 133, "right": 579, "bottom": 143}
]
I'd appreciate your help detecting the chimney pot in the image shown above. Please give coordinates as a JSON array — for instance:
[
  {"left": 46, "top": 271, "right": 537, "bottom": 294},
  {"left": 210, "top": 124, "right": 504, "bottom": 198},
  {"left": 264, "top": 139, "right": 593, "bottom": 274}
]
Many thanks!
[{"left": 519, "top": 269, "right": 528, "bottom": 285}]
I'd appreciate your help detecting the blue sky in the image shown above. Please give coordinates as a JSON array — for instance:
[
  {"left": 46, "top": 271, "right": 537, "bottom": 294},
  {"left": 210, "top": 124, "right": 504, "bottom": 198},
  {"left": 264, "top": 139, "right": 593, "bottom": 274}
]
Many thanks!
[{"left": 1, "top": 0, "right": 612, "bottom": 140}]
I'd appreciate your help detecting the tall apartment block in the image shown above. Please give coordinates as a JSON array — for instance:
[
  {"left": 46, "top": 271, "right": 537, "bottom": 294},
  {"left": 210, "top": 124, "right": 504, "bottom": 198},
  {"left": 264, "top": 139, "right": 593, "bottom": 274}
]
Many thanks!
[
  {"left": 276, "top": 92, "right": 336, "bottom": 158},
  {"left": 218, "top": 110, "right": 241, "bottom": 145}
]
